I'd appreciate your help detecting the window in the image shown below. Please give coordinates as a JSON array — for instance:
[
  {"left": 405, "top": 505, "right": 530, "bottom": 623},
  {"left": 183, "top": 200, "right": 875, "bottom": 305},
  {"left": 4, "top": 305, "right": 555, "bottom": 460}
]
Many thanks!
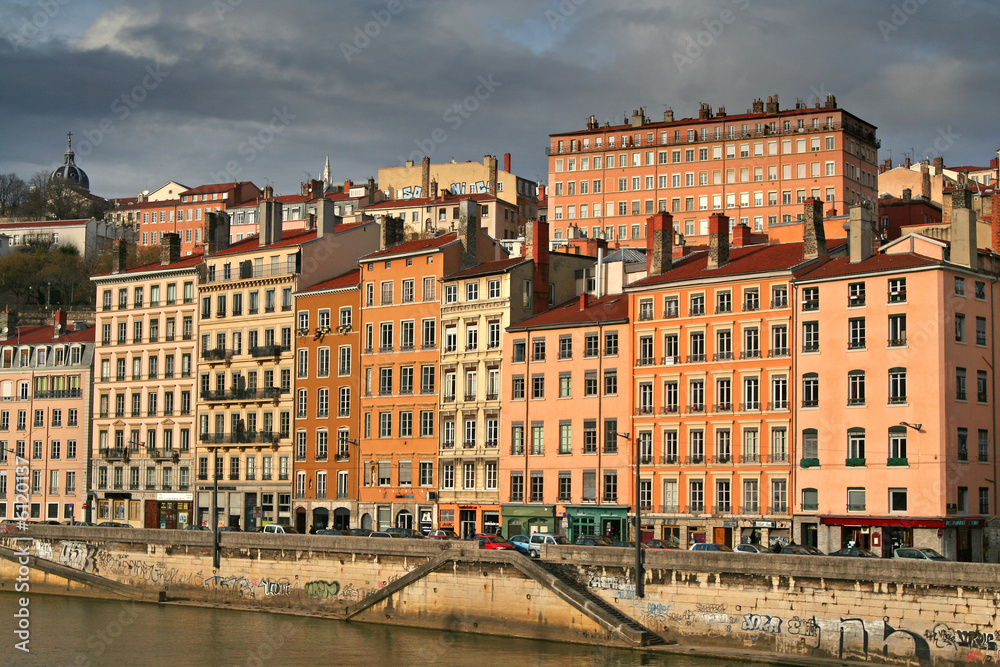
[
  {"left": 889, "top": 426, "right": 908, "bottom": 464},
  {"left": 532, "top": 338, "right": 545, "bottom": 361},
  {"left": 979, "top": 429, "right": 990, "bottom": 462},
  {"left": 802, "top": 286, "right": 819, "bottom": 311},
  {"left": 444, "top": 285, "right": 457, "bottom": 304},
  {"left": 888, "top": 314, "right": 906, "bottom": 347},
  {"left": 603, "top": 471, "right": 617, "bottom": 502},
  {"left": 531, "top": 374, "right": 544, "bottom": 399},
  {"left": 604, "top": 370, "right": 617, "bottom": 395},
  {"left": 956, "top": 313, "right": 966, "bottom": 343},
  {"left": 604, "top": 332, "right": 618, "bottom": 356},
  {"left": 466, "top": 282, "right": 479, "bottom": 301},
  {"left": 848, "top": 370, "right": 865, "bottom": 406},
  {"left": 977, "top": 316, "right": 987, "bottom": 346},
  {"left": 510, "top": 472, "right": 524, "bottom": 502},
  {"left": 802, "top": 321, "right": 819, "bottom": 352},
  {"left": 689, "top": 479, "right": 704, "bottom": 513},
  {"left": 848, "top": 282, "right": 865, "bottom": 307},
  {"left": 980, "top": 487, "right": 990, "bottom": 514},
  {"left": 715, "top": 291, "right": 732, "bottom": 314},
  {"left": 956, "top": 367, "right": 967, "bottom": 401},
  {"left": 888, "top": 367, "right": 907, "bottom": 404},
  {"left": 848, "top": 318, "right": 866, "bottom": 349},
  {"left": 530, "top": 471, "right": 543, "bottom": 502},
  {"left": 689, "top": 294, "right": 705, "bottom": 316},
  {"left": 978, "top": 370, "right": 989, "bottom": 403},
  {"left": 955, "top": 277, "right": 965, "bottom": 296},
  {"left": 958, "top": 428, "right": 969, "bottom": 461},
  {"left": 847, "top": 488, "right": 866, "bottom": 512},
  {"left": 847, "top": 428, "right": 866, "bottom": 464}
]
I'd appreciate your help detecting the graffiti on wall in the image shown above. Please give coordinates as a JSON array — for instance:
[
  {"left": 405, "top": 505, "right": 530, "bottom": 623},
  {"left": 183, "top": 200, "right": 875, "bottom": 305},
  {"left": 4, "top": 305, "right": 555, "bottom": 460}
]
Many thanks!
[
  {"left": 203, "top": 575, "right": 292, "bottom": 599},
  {"left": 58, "top": 541, "right": 99, "bottom": 573}
]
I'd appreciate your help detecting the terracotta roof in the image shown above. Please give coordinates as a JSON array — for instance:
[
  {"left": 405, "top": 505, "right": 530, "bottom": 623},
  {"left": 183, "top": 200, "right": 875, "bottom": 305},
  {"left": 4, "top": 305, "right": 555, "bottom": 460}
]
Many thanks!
[
  {"left": 361, "top": 232, "right": 458, "bottom": 260},
  {"left": 629, "top": 242, "right": 817, "bottom": 288},
  {"left": 93, "top": 252, "right": 204, "bottom": 278},
  {"left": 363, "top": 193, "right": 496, "bottom": 210},
  {"left": 299, "top": 269, "right": 360, "bottom": 293},
  {"left": 509, "top": 293, "right": 628, "bottom": 331},
  {"left": 2, "top": 325, "right": 94, "bottom": 345},
  {"left": 0, "top": 218, "right": 91, "bottom": 229},
  {"left": 211, "top": 229, "right": 318, "bottom": 256},
  {"left": 797, "top": 252, "right": 941, "bottom": 281},
  {"left": 444, "top": 257, "right": 528, "bottom": 280},
  {"left": 181, "top": 183, "right": 242, "bottom": 195}
]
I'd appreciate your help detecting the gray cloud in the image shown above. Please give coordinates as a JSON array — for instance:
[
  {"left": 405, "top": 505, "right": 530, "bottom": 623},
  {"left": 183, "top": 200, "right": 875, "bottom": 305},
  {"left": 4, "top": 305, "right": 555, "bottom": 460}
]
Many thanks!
[{"left": 0, "top": 0, "right": 997, "bottom": 199}]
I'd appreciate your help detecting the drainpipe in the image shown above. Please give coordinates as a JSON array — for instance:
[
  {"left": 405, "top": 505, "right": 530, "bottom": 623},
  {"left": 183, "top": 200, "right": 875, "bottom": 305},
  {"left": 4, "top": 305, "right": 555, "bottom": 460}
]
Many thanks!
[{"left": 790, "top": 281, "right": 799, "bottom": 545}]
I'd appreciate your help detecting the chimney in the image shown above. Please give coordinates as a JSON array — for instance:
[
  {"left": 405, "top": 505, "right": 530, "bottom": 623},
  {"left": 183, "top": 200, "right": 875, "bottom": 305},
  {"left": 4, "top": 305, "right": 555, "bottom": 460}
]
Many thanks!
[
  {"left": 672, "top": 235, "right": 687, "bottom": 259},
  {"left": 262, "top": 185, "right": 273, "bottom": 199},
  {"left": 904, "top": 156, "right": 912, "bottom": 169},
  {"left": 202, "top": 211, "right": 231, "bottom": 256},
  {"left": 933, "top": 156, "right": 944, "bottom": 172},
  {"left": 367, "top": 176, "right": 376, "bottom": 205},
  {"left": 524, "top": 220, "right": 551, "bottom": 314},
  {"left": 305, "top": 213, "right": 316, "bottom": 231},
  {"left": 645, "top": 212, "right": 674, "bottom": 275},
  {"left": 765, "top": 94, "right": 779, "bottom": 114},
  {"left": 950, "top": 190, "right": 978, "bottom": 269},
  {"left": 458, "top": 199, "right": 478, "bottom": 268},
  {"left": 664, "top": 109, "right": 674, "bottom": 123},
  {"left": 848, "top": 205, "right": 875, "bottom": 264},
  {"left": 920, "top": 165, "right": 931, "bottom": 199},
  {"left": 537, "top": 183, "right": 545, "bottom": 202},
  {"left": 488, "top": 155, "right": 498, "bottom": 196},
  {"left": 259, "top": 201, "right": 282, "bottom": 247},
  {"left": 379, "top": 215, "right": 404, "bottom": 250},
  {"left": 503, "top": 153, "right": 511, "bottom": 173},
  {"left": 631, "top": 108, "right": 644, "bottom": 127},
  {"left": 716, "top": 105, "right": 726, "bottom": 117},
  {"left": 991, "top": 188, "right": 1000, "bottom": 254},
  {"left": 825, "top": 94, "right": 837, "bottom": 109},
  {"left": 752, "top": 98, "right": 764, "bottom": 113},
  {"left": 879, "top": 163, "right": 887, "bottom": 174},
  {"left": 0, "top": 308, "right": 16, "bottom": 341},
  {"left": 902, "top": 188, "right": 912, "bottom": 201},
  {"left": 52, "top": 309, "right": 67, "bottom": 338},
  {"left": 310, "top": 179, "right": 323, "bottom": 199},
  {"left": 706, "top": 213, "right": 730, "bottom": 269},
  {"left": 732, "top": 223, "right": 751, "bottom": 247},
  {"left": 111, "top": 238, "right": 129, "bottom": 274},
  {"left": 315, "top": 199, "right": 341, "bottom": 239},
  {"left": 578, "top": 293, "right": 588, "bottom": 311},
  {"left": 802, "top": 198, "right": 827, "bottom": 260},
  {"left": 421, "top": 156, "right": 430, "bottom": 198},
  {"left": 430, "top": 179, "right": 438, "bottom": 200},
  {"left": 698, "top": 103, "right": 711, "bottom": 120},
  {"left": 161, "top": 232, "right": 181, "bottom": 265},
  {"left": 826, "top": 207, "right": 838, "bottom": 218}
]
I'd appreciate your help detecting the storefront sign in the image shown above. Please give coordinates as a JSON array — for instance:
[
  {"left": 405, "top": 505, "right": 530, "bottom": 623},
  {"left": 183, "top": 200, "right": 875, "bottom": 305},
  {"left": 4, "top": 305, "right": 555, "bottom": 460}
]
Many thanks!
[
  {"left": 722, "top": 521, "right": 738, "bottom": 527},
  {"left": 156, "top": 492, "right": 192, "bottom": 501},
  {"left": 754, "top": 521, "right": 776, "bottom": 528}
]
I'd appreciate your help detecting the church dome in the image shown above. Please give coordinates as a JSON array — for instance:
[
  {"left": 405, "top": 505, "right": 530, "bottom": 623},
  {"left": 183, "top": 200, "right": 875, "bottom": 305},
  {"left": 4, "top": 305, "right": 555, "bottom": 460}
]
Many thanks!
[{"left": 50, "top": 133, "right": 89, "bottom": 191}]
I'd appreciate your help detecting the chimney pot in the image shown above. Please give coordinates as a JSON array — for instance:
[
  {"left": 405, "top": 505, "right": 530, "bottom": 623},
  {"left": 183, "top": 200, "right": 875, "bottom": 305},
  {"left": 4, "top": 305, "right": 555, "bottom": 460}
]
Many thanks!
[
  {"left": 161, "top": 232, "right": 181, "bottom": 265},
  {"left": 802, "top": 198, "right": 827, "bottom": 260},
  {"left": 848, "top": 205, "right": 875, "bottom": 264},
  {"left": 112, "top": 238, "right": 129, "bottom": 274},
  {"left": 707, "top": 213, "right": 730, "bottom": 269},
  {"left": 646, "top": 212, "right": 674, "bottom": 275}
]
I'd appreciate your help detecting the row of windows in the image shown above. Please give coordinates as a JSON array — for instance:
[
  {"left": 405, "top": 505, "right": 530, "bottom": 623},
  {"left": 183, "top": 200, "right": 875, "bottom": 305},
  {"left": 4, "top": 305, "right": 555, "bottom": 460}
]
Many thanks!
[
  {"left": 801, "top": 486, "right": 990, "bottom": 516},
  {"left": 98, "top": 391, "right": 193, "bottom": 418},
  {"left": 511, "top": 331, "right": 619, "bottom": 362},
  {"left": 99, "top": 354, "right": 193, "bottom": 382},
  {"left": 94, "top": 465, "right": 191, "bottom": 491},
  {"left": 0, "top": 345, "right": 85, "bottom": 368},
  {"left": 637, "top": 326, "right": 788, "bottom": 365},
  {"left": 297, "top": 347, "right": 352, "bottom": 378},
  {"left": 800, "top": 426, "right": 989, "bottom": 465},
  {"left": 202, "top": 287, "right": 293, "bottom": 318},
  {"left": 296, "top": 307, "right": 352, "bottom": 332},
  {"left": 511, "top": 368, "right": 622, "bottom": 400},
  {"left": 0, "top": 438, "right": 79, "bottom": 462},
  {"left": 363, "top": 411, "right": 436, "bottom": 439},
  {"left": 0, "top": 409, "right": 80, "bottom": 431},
  {"left": 296, "top": 387, "right": 353, "bottom": 419},
  {"left": 362, "top": 460, "right": 435, "bottom": 487},
  {"left": 638, "top": 375, "right": 788, "bottom": 413},
  {"left": 294, "top": 428, "right": 352, "bottom": 461},
  {"left": 1, "top": 376, "right": 82, "bottom": 400},
  {"left": 100, "top": 316, "right": 194, "bottom": 346},
  {"left": 368, "top": 365, "right": 437, "bottom": 396},
  {"left": 362, "top": 278, "right": 503, "bottom": 307},
  {"left": 102, "top": 282, "right": 195, "bottom": 310},
  {"left": 97, "top": 428, "right": 191, "bottom": 453},
  {"left": 440, "top": 416, "right": 499, "bottom": 448},
  {"left": 293, "top": 469, "right": 352, "bottom": 499},
  {"left": 195, "top": 454, "right": 289, "bottom": 482},
  {"left": 0, "top": 469, "right": 78, "bottom": 496}
]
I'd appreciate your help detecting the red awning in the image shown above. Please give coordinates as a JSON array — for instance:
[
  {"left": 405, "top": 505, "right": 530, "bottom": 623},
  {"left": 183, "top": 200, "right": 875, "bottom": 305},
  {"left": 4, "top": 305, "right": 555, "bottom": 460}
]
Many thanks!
[{"left": 820, "top": 516, "right": 985, "bottom": 528}]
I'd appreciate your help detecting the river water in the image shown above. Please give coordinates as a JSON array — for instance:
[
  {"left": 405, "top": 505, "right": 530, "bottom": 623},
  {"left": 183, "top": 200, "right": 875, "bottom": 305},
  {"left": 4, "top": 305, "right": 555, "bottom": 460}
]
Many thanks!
[{"left": 0, "top": 592, "right": 754, "bottom": 667}]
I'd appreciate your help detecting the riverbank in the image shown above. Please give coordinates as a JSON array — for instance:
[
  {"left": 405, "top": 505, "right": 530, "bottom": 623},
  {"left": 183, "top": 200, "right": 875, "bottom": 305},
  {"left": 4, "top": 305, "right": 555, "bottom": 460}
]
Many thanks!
[{"left": 2, "top": 526, "right": 997, "bottom": 665}]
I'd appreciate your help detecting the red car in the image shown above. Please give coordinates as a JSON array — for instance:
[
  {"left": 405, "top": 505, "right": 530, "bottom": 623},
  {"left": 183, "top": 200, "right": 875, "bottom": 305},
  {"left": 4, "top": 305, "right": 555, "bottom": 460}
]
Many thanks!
[{"left": 472, "top": 534, "right": 516, "bottom": 550}]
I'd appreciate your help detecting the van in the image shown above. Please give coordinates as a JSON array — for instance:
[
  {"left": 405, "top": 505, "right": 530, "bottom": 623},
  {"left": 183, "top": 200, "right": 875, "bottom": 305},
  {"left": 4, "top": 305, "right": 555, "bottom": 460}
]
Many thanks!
[
  {"left": 262, "top": 524, "right": 297, "bottom": 534},
  {"left": 527, "top": 533, "right": 571, "bottom": 558}
]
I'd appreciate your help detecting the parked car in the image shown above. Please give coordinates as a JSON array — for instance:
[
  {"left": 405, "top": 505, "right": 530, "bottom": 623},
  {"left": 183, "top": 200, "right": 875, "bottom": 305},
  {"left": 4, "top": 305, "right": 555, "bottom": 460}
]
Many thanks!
[
  {"left": 97, "top": 522, "right": 132, "bottom": 528},
  {"left": 527, "top": 533, "right": 572, "bottom": 558},
  {"left": 508, "top": 535, "right": 531, "bottom": 555},
  {"left": 261, "top": 523, "right": 297, "bottom": 534},
  {"left": 343, "top": 528, "right": 372, "bottom": 537},
  {"left": 66, "top": 521, "right": 98, "bottom": 527},
  {"left": 610, "top": 541, "right": 647, "bottom": 548},
  {"left": 829, "top": 546, "right": 880, "bottom": 558},
  {"left": 386, "top": 527, "right": 424, "bottom": 539},
  {"left": 369, "top": 531, "right": 395, "bottom": 538},
  {"left": 782, "top": 544, "right": 826, "bottom": 556},
  {"left": 217, "top": 526, "right": 242, "bottom": 532},
  {"left": 427, "top": 529, "right": 461, "bottom": 540},
  {"left": 316, "top": 528, "right": 347, "bottom": 536},
  {"left": 893, "top": 547, "right": 947, "bottom": 561},
  {"left": 473, "top": 534, "right": 516, "bottom": 550},
  {"left": 39, "top": 520, "right": 62, "bottom": 525},
  {"left": 689, "top": 543, "right": 733, "bottom": 552},
  {"left": 642, "top": 539, "right": 677, "bottom": 549},
  {"left": 574, "top": 535, "right": 612, "bottom": 547},
  {"left": 734, "top": 543, "right": 768, "bottom": 554},
  {"left": 183, "top": 525, "right": 210, "bottom": 531}
]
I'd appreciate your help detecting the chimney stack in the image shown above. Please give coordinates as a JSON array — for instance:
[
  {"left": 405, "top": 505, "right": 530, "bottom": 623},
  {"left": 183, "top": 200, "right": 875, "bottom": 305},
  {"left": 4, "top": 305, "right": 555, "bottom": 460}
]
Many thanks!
[
  {"left": 752, "top": 98, "right": 764, "bottom": 113},
  {"left": 0, "top": 308, "right": 17, "bottom": 341},
  {"left": 379, "top": 215, "right": 405, "bottom": 250},
  {"left": 765, "top": 94, "right": 779, "bottom": 114},
  {"left": 430, "top": 179, "right": 438, "bottom": 200},
  {"left": 503, "top": 153, "right": 511, "bottom": 173},
  {"left": 112, "top": 238, "right": 129, "bottom": 274},
  {"left": 920, "top": 165, "right": 932, "bottom": 199},
  {"left": 732, "top": 223, "right": 751, "bottom": 247},
  {"left": 706, "top": 213, "right": 730, "bottom": 269},
  {"left": 904, "top": 156, "right": 912, "bottom": 169},
  {"left": 848, "top": 205, "right": 875, "bottom": 264},
  {"left": 950, "top": 189, "right": 978, "bottom": 269},
  {"left": 579, "top": 293, "right": 588, "bottom": 311},
  {"left": 161, "top": 232, "right": 181, "bottom": 265},
  {"left": 52, "top": 309, "right": 67, "bottom": 338},
  {"left": 646, "top": 212, "right": 674, "bottom": 275},
  {"left": 487, "top": 155, "right": 498, "bottom": 196},
  {"left": 314, "top": 199, "right": 341, "bottom": 239},
  {"left": 698, "top": 103, "right": 711, "bottom": 120},
  {"left": 933, "top": 156, "right": 945, "bottom": 172},
  {"left": 203, "top": 211, "right": 231, "bottom": 256},
  {"left": 664, "top": 109, "right": 674, "bottom": 123},
  {"left": 421, "top": 156, "right": 430, "bottom": 198},
  {"left": 802, "top": 198, "right": 827, "bottom": 261},
  {"left": 259, "top": 201, "right": 281, "bottom": 247},
  {"left": 458, "top": 199, "right": 478, "bottom": 268},
  {"left": 262, "top": 185, "right": 273, "bottom": 199},
  {"left": 537, "top": 183, "right": 545, "bottom": 202},
  {"left": 524, "top": 220, "right": 551, "bottom": 314},
  {"left": 367, "top": 176, "right": 376, "bottom": 205},
  {"left": 631, "top": 108, "right": 644, "bottom": 127},
  {"left": 902, "top": 188, "right": 912, "bottom": 201}
]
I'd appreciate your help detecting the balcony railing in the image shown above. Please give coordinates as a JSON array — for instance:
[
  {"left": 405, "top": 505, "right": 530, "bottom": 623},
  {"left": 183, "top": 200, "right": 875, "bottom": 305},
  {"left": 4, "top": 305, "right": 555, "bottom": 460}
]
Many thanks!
[
  {"left": 33, "top": 388, "right": 82, "bottom": 399},
  {"left": 200, "top": 388, "right": 287, "bottom": 402},
  {"left": 661, "top": 454, "right": 679, "bottom": 464},
  {"left": 199, "top": 431, "right": 282, "bottom": 445},
  {"left": 202, "top": 348, "right": 234, "bottom": 361},
  {"left": 250, "top": 345, "right": 285, "bottom": 358}
]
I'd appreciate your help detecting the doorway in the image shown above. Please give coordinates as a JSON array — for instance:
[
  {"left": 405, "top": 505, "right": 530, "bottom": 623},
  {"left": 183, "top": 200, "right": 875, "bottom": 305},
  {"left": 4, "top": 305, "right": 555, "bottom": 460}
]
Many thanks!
[
  {"left": 295, "top": 507, "right": 306, "bottom": 533},
  {"left": 333, "top": 507, "right": 350, "bottom": 530},
  {"left": 459, "top": 509, "right": 477, "bottom": 539}
]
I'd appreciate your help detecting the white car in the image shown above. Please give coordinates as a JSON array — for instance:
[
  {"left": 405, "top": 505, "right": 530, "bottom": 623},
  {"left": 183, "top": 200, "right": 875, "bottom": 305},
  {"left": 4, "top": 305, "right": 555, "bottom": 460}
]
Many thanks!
[
  {"left": 262, "top": 523, "right": 297, "bottom": 534},
  {"left": 527, "top": 533, "right": 571, "bottom": 558},
  {"left": 734, "top": 543, "right": 767, "bottom": 554}
]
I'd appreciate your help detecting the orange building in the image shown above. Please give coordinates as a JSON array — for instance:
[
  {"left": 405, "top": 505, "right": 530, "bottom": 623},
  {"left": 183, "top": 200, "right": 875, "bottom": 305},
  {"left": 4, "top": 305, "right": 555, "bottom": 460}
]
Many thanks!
[
  {"left": 794, "top": 195, "right": 997, "bottom": 561},
  {"left": 625, "top": 209, "right": 831, "bottom": 548},
  {"left": 357, "top": 206, "right": 505, "bottom": 533},
  {"left": 292, "top": 269, "right": 361, "bottom": 532},
  {"left": 547, "top": 95, "right": 877, "bottom": 248},
  {"left": 499, "top": 293, "right": 632, "bottom": 540},
  {"left": 0, "top": 309, "right": 94, "bottom": 524}
]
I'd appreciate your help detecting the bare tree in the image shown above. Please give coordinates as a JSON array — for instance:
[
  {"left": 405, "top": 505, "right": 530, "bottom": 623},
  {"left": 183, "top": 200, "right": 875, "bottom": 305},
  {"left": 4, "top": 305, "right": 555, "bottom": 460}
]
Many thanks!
[{"left": 0, "top": 173, "right": 28, "bottom": 215}]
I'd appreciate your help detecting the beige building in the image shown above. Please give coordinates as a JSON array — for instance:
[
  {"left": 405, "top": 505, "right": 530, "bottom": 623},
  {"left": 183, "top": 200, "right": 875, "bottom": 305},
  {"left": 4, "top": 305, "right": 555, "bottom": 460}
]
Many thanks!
[
  {"left": 194, "top": 204, "right": 380, "bottom": 529},
  {"left": 91, "top": 236, "right": 200, "bottom": 527},
  {"left": 0, "top": 218, "right": 126, "bottom": 258}
]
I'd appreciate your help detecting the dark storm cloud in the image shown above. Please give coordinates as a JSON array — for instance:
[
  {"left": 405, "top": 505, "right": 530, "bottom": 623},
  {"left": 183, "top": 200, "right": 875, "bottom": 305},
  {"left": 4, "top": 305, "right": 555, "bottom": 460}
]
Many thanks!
[{"left": 0, "top": 0, "right": 996, "bottom": 198}]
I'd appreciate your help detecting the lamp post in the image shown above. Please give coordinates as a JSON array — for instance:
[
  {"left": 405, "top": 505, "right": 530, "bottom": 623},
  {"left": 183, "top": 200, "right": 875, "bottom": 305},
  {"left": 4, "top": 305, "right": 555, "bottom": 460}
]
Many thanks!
[
  {"left": 212, "top": 447, "right": 220, "bottom": 569},
  {"left": 617, "top": 431, "right": 643, "bottom": 598}
]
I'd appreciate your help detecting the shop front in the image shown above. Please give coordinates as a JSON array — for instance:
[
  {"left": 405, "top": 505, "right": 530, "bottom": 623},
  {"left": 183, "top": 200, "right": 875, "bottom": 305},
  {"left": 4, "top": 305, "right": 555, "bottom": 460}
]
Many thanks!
[
  {"left": 501, "top": 504, "right": 556, "bottom": 537},
  {"left": 439, "top": 504, "right": 501, "bottom": 538},
  {"left": 143, "top": 493, "right": 193, "bottom": 529},
  {"left": 818, "top": 516, "right": 986, "bottom": 560},
  {"left": 564, "top": 505, "right": 630, "bottom": 542}
]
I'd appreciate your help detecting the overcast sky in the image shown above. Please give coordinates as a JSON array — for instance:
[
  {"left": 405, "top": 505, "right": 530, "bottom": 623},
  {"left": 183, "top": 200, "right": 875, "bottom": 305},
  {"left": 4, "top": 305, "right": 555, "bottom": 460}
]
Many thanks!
[{"left": 1, "top": 0, "right": 997, "bottom": 199}]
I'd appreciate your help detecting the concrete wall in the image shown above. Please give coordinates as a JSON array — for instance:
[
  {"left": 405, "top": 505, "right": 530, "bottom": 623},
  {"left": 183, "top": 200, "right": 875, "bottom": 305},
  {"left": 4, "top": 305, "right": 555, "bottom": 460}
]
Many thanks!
[{"left": 4, "top": 527, "right": 1000, "bottom": 664}]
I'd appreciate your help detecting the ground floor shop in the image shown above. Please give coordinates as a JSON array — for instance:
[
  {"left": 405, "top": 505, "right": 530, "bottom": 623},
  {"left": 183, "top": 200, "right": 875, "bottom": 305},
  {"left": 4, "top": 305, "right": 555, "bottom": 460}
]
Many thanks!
[
  {"left": 142, "top": 493, "right": 193, "bottom": 529},
  {"left": 195, "top": 485, "right": 292, "bottom": 530},
  {"left": 437, "top": 503, "right": 500, "bottom": 538},
  {"left": 357, "top": 502, "right": 435, "bottom": 534},
  {"left": 292, "top": 501, "right": 356, "bottom": 533},
  {"left": 563, "top": 505, "right": 630, "bottom": 542},
  {"left": 799, "top": 515, "right": 989, "bottom": 561},
  {"left": 500, "top": 504, "right": 556, "bottom": 537},
  {"left": 638, "top": 513, "right": 791, "bottom": 549}
]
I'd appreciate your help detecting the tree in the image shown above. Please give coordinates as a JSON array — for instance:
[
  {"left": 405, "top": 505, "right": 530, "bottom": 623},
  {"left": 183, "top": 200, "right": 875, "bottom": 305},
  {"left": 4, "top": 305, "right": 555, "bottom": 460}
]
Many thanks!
[
  {"left": 13, "top": 171, "right": 107, "bottom": 221},
  {"left": 0, "top": 173, "right": 28, "bottom": 215}
]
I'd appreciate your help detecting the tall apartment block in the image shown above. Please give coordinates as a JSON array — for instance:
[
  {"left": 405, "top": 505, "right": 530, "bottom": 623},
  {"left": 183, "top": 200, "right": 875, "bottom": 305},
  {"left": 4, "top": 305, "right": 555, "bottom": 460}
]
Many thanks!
[{"left": 546, "top": 95, "right": 878, "bottom": 248}]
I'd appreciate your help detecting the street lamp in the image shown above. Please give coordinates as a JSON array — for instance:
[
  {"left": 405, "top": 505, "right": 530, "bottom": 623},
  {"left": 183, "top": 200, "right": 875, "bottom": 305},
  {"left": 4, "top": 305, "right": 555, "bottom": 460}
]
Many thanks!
[
  {"left": 617, "top": 430, "right": 643, "bottom": 599},
  {"left": 898, "top": 422, "right": 922, "bottom": 432}
]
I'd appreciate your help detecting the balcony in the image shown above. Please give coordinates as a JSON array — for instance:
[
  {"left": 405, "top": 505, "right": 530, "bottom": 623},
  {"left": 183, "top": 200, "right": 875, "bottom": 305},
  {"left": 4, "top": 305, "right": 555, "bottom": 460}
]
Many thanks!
[
  {"left": 685, "top": 455, "right": 706, "bottom": 465},
  {"left": 800, "top": 458, "right": 820, "bottom": 468},
  {"left": 715, "top": 304, "right": 732, "bottom": 314},
  {"left": 659, "top": 503, "right": 680, "bottom": 513},
  {"left": 845, "top": 457, "right": 866, "bottom": 467},
  {"left": 99, "top": 447, "right": 130, "bottom": 460},
  {"left": 485, "top": 440, "right": 498, "bottom": 448},
  {"left": 199, "top": 431, "right": 281, "bottom": 445},
  {"left": 887, "top": 457, "right": 908, "bottom": 467},
  {"left": 687, "top": 404, "right": 705, "bottom": 413},
  {"left": 713, "top": 504, "right": 732, "bottom": 515},
  {"left": 770, "top": 297, "right": 788, "bottom": 308},
  {"left": 200, "top": 388, "right": 287, "bottom": 402},
  {"left": 739, "top": 453, "right": 760, "bottom": 464},
  {"left": 634, "top": 406, "right": 654, "bottom": 416},
  {"left": 715, "top": 403, "right": 732, "bottom": 412},
  {"left": 765, "top": 452, "right": 788, "bottom": 463},
  {"left": 485, "top": 392, "right": 498, "bottom": 401},
  {"left": 713, "top": 352, "right": 733, "bottom": 361},
  {"left": 335, "top": 453, "right": 350, "bottom": 462},
  {"left": 767, "top": 400, "right": 788, "bottom": 410},
  {"left": 660, "top": 355, "right": 679, "bottom": 366},
  {"left": 33, "top": 388, "right": 82, "bottom": 399},
  {"left": 801, "top": 399, "right": 818, "bottom": 408},
  {"left": 739, "top": 350, "right": 761, "bottom": 360},
  {"left": 202, "top": 348, "right": 233, "bottom": 362},
  {"left": 888, "top": 290, "right": 906, "bottom": 303},
  {"left": 661, "top": 454, "right": 679, "bottom": 464},
  {"left": 740, "top": 401, "right": 760, "bottom": 412},
  {"left": 686, "top": 353, "right": 706, "bottom": 363},
  {"left": 637, "top": 356, "right": 655, "bottom": 367},
  {"left": 250, "top": 345, "right": 284, "bottom": 358},
  {"left": 464, "top": 393, "right": 477, "bottom": 402},
  {"left": 769, "top": 347, "right": 790, "bottom": 358},
  {"left": 660, "top": 405, "right": 679, "bottom": 415}
]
